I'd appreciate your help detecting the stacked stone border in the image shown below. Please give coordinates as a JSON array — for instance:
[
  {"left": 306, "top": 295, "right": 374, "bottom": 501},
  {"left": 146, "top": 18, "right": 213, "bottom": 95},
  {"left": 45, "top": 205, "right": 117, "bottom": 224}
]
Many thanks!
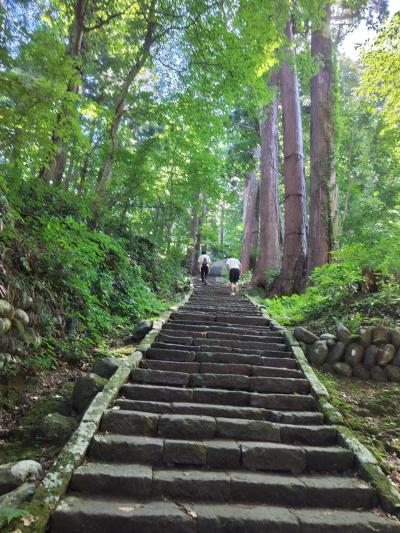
[
  {"left": 246, "top": 294, "right": 400, "bottom": 518},
  {"left": 5, "top": 286, "right": 194, "bottom": 533}
]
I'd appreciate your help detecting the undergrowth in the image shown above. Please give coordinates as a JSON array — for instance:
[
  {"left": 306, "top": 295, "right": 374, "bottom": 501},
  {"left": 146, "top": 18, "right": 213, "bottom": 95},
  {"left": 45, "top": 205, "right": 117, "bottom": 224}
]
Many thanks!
[
  {"left": 257, "top": 240, "right": 400, "bottom": 333},
  {"left": 0, "top": 187, "right": 189, "bottom": 374}
]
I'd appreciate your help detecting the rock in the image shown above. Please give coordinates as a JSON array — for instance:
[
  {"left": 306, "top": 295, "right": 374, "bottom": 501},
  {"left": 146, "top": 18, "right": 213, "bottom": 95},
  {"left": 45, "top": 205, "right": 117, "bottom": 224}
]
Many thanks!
[
  {"left": 335, "top": 323, "right": 351, "bottom": 342},
  {"left": 389, "top": 329, "right": 400, "bottom": 349},
  {"left": 376, "top": 344, "right": 395, "bottom": 367},
  {"left": 11, "top": 460, "right": 42, "bottom": 484},
  {"left": 92, "top": 356, "right": 121, "bottom": 379},
  {"left": 333, "top": 362, "right": 353, "bottom": 378},
  {"left": 393, "top": 348, "right": 400, "bottom": 367},
  {"left": 129, "top": 320, "right": 153, "bottom": 342},
  {"left": 0, "top": 460, "right": 42, "bottom": 495},
  {"left": 0, "top": 482, "right": 35, "bottom": 520},
  {"left": 370, "top": 365, "right": 387, "bottom": 383},
  {"left": 354, "top": 326, "right": 372, "bottom": 347},
  {"left": 71, "top": 373, "right": 107, "bottom": 413},
  {"left": 59, "top": 380, "right": 76, "bottom": 400},
  {"left": 319, "top": 333, "right": 336, "bottom": 342},
  {"left": 326, "top": 339, "right": 336, "bottom": 348},
  {"left": 307, "top": 341, "right": 328, "bottom": 366},
  {"left": 40, "top": 412, "right": 77, "bottom": 441},
  {"left": 321, "top": 362, "right": 333, "bottom": 374},
  {"left": 384, "top": 365, "right": 400, "bottom": 383},
  {"left": 371, "top": 326, "right": 390, "bottom": 345},
  {"left": 0, "top": 299, "right": 14, "bottom": 319},
  {"left": 13, "top": 308, "right": 29, "bottom": 327},
  {"left": 0, "top": 353, "right": 11, "bottom": 371},
  {"left": 299, "top": 341, "right": 307, "bottom": 354},
  {"left": 352, "top": 364, "right": 371, "bottom": 380},
  {"left": 19, "top": 293, "right": 33, "bottom": 310},
  {"left": 363, "top": 345, "right": 378, "bottom": 368},
  {"left": 344, "top": 343, "right": 365, "bottom": 367},
  {"left": 0, "top": 318, "right": 11, "bottom": 334},
  {"left": 327, "top": 342, "right": 346, "bottom": 365},
  {"left": 293, "top": 327, "right": 318, "bottom": 344}
]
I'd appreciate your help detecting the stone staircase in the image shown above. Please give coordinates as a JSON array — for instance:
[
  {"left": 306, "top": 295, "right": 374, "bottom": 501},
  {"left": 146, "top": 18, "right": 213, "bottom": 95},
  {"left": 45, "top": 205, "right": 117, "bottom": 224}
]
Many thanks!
[{"left": 51, "top": 281, "right": 400, "bottom": 532}]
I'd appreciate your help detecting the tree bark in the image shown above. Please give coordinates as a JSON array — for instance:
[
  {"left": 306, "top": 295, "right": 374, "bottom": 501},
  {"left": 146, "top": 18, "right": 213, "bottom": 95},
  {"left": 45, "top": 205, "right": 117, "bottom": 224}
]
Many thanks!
[
  {"left": 96, "top": 16, "right": 156, "bottom": 195},
  {"left": 308, "top": 3, "right": 337, "bottom": 274},
  {"left": 251, "top": 72, "right": 281, "bottom": 287},
  {"left": 40, "top": 0, "right": 87, "bottom": 183},
  {"left": 270, "top": 21, "right": 307, "bottom": 296},
  {"left": 241, "top": 158, "right": 259, "bottom": 273}
]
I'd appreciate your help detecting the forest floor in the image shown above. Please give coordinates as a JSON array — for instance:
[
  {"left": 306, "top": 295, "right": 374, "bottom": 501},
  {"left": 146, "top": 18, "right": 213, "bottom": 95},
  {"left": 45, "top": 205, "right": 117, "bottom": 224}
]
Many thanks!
[
  {"left": 315, "top": 371, "right": 400, "bottom": 490},
  {"left": 0, "top": 364, "right": 82, "bottom": 468}
]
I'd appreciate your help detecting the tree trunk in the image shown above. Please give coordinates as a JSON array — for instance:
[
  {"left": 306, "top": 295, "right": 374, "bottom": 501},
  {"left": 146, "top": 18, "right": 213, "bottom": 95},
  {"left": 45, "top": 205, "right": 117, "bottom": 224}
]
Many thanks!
[
  {"left": 187, "top": 208, "right": 198, "bottom": 274},
  {"left": 40, "top": 0, "right": 87, "bottom": 184},
  {"left": 241, "top": 160, "right": 259, "bottom": 273},
  {"left": 251, "top": 72, "right": 281, "bottom": 287},
  {"left": 308, "top": 3, "right": 337, "bottom": 274},
  {"left": 270, "top": 21, "right": 307, "bottom": 296},
  {"left": 96, "top": 18, "right": 155, "bottom": 195}
]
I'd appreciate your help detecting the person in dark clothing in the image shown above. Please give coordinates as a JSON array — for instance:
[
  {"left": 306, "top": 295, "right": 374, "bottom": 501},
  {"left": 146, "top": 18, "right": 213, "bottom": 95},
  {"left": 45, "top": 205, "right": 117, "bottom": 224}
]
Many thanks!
[{"left": 198, "top": 250, "right": 211, "bottom": 285}]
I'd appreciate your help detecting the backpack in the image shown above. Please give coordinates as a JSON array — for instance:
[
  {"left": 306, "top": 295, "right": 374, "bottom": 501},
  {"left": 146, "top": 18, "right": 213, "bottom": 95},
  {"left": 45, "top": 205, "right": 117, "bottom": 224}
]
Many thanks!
[{"left": 202, "top": 257, "right": 208, "bottom": 266}]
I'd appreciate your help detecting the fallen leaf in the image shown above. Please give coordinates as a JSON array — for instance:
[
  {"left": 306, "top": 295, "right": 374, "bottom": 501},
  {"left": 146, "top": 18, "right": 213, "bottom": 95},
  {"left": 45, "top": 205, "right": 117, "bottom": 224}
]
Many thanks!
[
  {"left": 234, "top": 504, "right": 257, "bottom": 509},
  {"left": 118, "top": 505, "right": 142, "bottom": 513},
  {"left": 22, "top": 515, "right": 36, "bottom": 527},
  {"left": 183, "top": 506, "right": 197, "bottom": 519},
  {"left": 112, "top": 406, "right": 120, "bottom": 410}
]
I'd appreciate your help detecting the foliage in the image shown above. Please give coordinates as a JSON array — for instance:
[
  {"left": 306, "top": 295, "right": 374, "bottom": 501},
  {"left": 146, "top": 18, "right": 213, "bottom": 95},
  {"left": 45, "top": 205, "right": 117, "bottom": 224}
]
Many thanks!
[
  {"left": 360, "top": 12, "right": 400, "bottom": 152},
  {"left": 263, "top": 232, "right": 400, "bottom": 326}
]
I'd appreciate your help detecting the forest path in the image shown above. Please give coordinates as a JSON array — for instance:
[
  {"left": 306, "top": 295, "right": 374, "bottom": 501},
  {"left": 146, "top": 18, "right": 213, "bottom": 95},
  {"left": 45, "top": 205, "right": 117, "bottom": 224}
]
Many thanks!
[{"left": 50, "top": 281, "right": 399, "bottom": 532}]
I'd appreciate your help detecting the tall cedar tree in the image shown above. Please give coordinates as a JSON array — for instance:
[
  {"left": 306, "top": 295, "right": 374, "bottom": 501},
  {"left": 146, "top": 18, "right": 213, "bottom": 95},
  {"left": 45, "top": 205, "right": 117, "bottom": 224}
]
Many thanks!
[
  {"left": 308, "top": 3, "right": 338, "bottom": 273},
  {"left": 270, "top": 20, "right": 307, "bottom": 295},
  {"left": 251, "top": 72, "right": 281, "bottom": 286}
]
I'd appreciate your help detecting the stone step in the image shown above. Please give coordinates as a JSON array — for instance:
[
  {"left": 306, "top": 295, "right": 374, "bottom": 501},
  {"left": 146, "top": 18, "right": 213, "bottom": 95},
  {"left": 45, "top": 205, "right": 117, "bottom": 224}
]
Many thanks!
[
  {"left": 182, "top": 306, "right": 261, "bottom": 315},
  {"left": 170, "top": 312, "right": 269, "bottom": 326},
  {"left": 196, "top": 352, "right": 298, "bottom": 369},
  {"left": 131, "top": 368, "right": 309, "bottom": 394},
  {"left": 114, "top": 399, "right": 324, "bottom": 425},
  {"left": 146, "top": 347, "right": 294, "bottom": 363},
  {"left": 70, "top": 463, "right": 375, "bottom": 509},
  {"left": 100, "top": 410, "right": 336, "bottom": 445},
  {"left": 165, "top": 323, "right": 281, "bottom": 336},
  {"left": 88, "top": 435, "right": 353, "bottom": 473},
  {"left": 141, "top": 359, "right": 303, "bottom": 378},
  {"left": 52, "top": 496, "right": 400, "bottom": 533},
  {"left": 159, "top": 330, "right": 285, "bottom": 344},
  {"left": 122, "top": 384, "right": 317, "bottom": 410},
  {"left": 157, "top": 330, "right": 286, "bottom": 350},
  {"left": 159, "top": 338, "right": 293, "bottom": 354}
]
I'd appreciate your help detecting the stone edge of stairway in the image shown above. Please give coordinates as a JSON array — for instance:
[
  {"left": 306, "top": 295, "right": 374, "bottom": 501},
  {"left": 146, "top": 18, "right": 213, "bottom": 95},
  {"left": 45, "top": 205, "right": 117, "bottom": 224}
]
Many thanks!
[
  {"left": 4, "top": 285, "right": 195, "bottom": 533},
  {"left": 246, "top": 293, "right": 400, "bottom": 518}
]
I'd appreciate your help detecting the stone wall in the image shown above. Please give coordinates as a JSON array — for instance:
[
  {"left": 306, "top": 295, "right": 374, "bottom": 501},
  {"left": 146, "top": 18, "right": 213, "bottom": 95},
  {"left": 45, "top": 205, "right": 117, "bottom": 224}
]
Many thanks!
[
  {"left": 0, "top": 296, "right": 41, "bottom": 372},
  {"left": 294, "top": 324, "right": 400, "bottom": 382}
]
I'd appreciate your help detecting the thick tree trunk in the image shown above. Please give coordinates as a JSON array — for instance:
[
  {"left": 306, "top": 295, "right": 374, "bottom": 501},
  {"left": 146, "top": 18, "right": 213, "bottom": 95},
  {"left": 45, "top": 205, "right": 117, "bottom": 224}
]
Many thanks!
[
  {"left": 40, "top": 0, "right": 87, "bottom": 183},
  {"left": 96, "top": 19, "right": 155, "bottom": 195},
  {"left": 270, "top": 21, "right": 307, "bottom": 296},
  {"left": 308, "top": 3, "right": 337, "bottom": 274},
  {"left": 251, "top": 72, "right": 281, "bottom": 287},
  {"left": 241, "top": 163, "right": 259, "bottom": 273}
]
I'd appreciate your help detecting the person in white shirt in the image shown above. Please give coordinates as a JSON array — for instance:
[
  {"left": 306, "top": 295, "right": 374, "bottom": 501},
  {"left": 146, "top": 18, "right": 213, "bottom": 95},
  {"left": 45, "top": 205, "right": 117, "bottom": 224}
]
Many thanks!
[
  {"left": 198, "top": 250, "right": 211, "bottom": 285},
  {"left": 226, "top": 257, "right": 242, "bottom": 295}
]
